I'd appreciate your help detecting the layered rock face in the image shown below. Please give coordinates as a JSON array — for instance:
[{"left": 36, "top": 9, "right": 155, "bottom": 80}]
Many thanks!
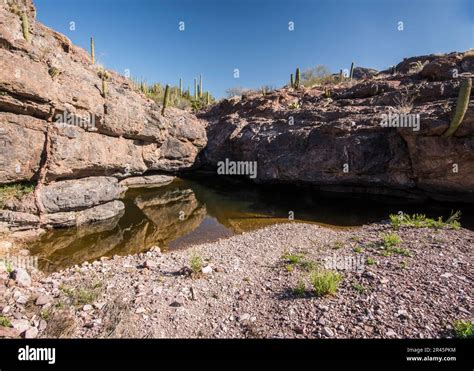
[
  {"left": 0, "top": 1, "right": 206, "bottom": 229},
  {"left": 199, "top": 53, "right": 474, "bottom": 202}
]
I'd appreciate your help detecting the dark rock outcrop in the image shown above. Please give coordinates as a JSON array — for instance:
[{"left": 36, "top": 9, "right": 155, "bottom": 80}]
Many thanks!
[{"left": 198, "top": 52, "right": 474, "bottom": 202}]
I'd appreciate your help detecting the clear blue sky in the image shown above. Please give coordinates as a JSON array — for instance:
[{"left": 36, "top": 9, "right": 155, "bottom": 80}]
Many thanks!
[{"left": 36, "top": 0, "right": 473, "bottom": 98}]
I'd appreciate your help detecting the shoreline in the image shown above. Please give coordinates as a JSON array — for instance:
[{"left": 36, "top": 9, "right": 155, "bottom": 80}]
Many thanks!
[{"left": 1, "top": 221, "right": 472, "bottom": 339}]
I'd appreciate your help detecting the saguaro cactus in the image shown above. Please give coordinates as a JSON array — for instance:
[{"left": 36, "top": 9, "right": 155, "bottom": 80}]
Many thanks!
[
  {"left": 179, "top": 78, "right": 183, "bottom": 97},
  {"left": 442, "top": 78, "right": 472, "bottom": 137},
  {"left": 21, "top": 12, "right": 30, "bottom": 42},
  {"left": 98, "top": 69, "right": 110, "bottom": 98},
  {"left": 349, "top": 62, "right": 355, "bottom": 80},
  {"left": 206, "top": 91, "right": 210, "bottom": 105},
  {"left": 162, "top": 84, "right": 170, "bottom": 116},
  {"left": 199, "top": 74, "right": 203, "bottom": 98},
  {"left": 295, "top": 68, "right": 301, "bottom": 88},
  {"left": 194, "top": 78, "right": 197, "bottom": 99},
  {"left": 290, "top": 74, "right": 294, "bottom": 88},
  {"left": 90, "top": 37, "right": 95, "bottom": 64}
]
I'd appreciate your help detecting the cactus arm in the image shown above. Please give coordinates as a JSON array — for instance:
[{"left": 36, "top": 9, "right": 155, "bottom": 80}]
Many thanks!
[
  {"left": 350, "top": 62, "right": 355, "bottom": 80},
  {"left": 442, "top": 78, "right": 472, "bottom": 137}
]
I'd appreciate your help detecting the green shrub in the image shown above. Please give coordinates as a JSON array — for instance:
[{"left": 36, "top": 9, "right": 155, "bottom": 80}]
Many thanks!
[
  {"left": 0, "top": 182, "right": 35, "bottom": 209},
  {"left": 309, "top": 270, "right": 342, "bottom": 297},
  {"left": 190, "top": 253, "right": 203, "bottom": 274},
  {"left": 0, "top": 315, "right": 12, "bottom": 327},
  {"left": 293, "top": 280, "right": 306, "bottom": 297},
  {"left": 453, "top": 320, "right": 472, "bottom": 338},
  {"left": 389, "top": 211, "right": 461, "bottom": 230}
]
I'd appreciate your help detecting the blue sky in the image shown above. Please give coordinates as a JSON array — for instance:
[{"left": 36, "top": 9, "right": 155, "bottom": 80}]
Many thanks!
[{"left": 36, "top": 0, "right": 473, "bottom": 98}]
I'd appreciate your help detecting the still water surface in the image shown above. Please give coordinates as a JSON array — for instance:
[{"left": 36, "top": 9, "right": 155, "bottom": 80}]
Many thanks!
[{"left": 29, "top": 177, "right": 473, "bottom": 272}]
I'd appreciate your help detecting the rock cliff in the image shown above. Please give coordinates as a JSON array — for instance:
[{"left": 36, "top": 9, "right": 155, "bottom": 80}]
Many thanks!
[
  {"left": 198, "top": 53, "right": 474, "bottom": 202},
  {"left": 0, "top": 0, "right": 207, "bottom": 230}
]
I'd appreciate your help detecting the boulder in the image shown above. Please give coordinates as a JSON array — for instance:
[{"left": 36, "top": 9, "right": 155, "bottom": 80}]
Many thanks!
[
  {"left": 38, "top": 176, "right": 125, "bottom": 213},
  {"left": 41, "top": 200, "right": 125, "bottom": 228}
]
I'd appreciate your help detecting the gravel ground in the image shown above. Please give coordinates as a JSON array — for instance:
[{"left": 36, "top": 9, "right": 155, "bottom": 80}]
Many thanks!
[{"left": 0, "top": 222, "right": 472, "bottom": 339}]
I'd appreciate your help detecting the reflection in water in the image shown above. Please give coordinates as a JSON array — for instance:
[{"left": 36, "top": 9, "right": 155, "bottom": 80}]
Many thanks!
[{"left": 30, "top": 177, "right": 474, "bottom": 272}]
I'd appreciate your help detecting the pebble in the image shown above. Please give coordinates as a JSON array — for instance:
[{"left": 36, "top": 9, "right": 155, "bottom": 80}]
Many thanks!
[
  {"left": 322, "top": 327, "right": 334, "bottom": 337},
  {"left": 238, "top": 313, "right": 251, "bottom": 322},
  {"left": 11, "top": 319, "right": 30, "bottom": 333},
  {"left": 83, "top": 305, "right": 93, "bottom": 312},
  {"left": 35, "top": 295, "right": 50, "bottom": 306},
  {"left": 386, "top": 329, "right": 398, "bottom": 337},
  {"left": 24, "top": 327, "right": 39, "bottom": 339},
  {"left": 202, "top": 265, "right": 213, "bottom": 275}
]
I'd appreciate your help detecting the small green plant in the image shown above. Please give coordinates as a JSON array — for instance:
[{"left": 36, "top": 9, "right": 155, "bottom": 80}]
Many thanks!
[
  {"left": 353, "top": 246, "right": 363, "bottom": 253},
  {"left": 190, "top": 252, "right": 203, "bottom": 274},
  {"left": 0, "top": 315, "right": 12, "bottom": 327},
  {"left": 289, "top": 101, "right": 300, "bottom": 110},
  {"left": 0, "top": 182, "right": 35, "bottom": 209},
  {"left": 453, "top": 320, "right": 472, "bottom": 338},
  {"left": 48, "top": 67, "right": 60, "bottom": 79},
  {"left": 40, "top": 308, "right": 52, "bottom": 321},
  {"left": 333, "top": 241, "right": 344, "bottom": 250},
  {"left": 382, "top": 233, "right": 402, "bottom": 248},
  {"left": 309, "top": 270, "right": 342, "bottom": 297},
  {"left": 21, "top": 12, "right": 30, "bottom": 42},
  {"left": 443, "top": 78, "right": 471, "bottom": 137},
  {"left": 282, "top": 252, "right": 316, "bottom": 272},
  {"left": 389, "top": 211, "right": 461, "bottom": 230},
  {"left": 60, "top": 281, "right": 102, "bottom": 307},
  {"left": 400, "top": 260, "right": 408, "bottom": 269},
  {"left": 293, "top": 279, "right": 306, "bottom": 297},
  {"left": 366, "top": 257, "right": 376, "bottom": 265},
  {"left": 352, "top": 282, "right": 366, "bottom": 294},
  {"left": 161, "top": 84, "right": 170, "bottom": 115},
  {"left": 282, "top": 252, "right": 305, "bottom": 265},
  {"left": 6, "top": 261, "right": 14, "bottom": 274}
]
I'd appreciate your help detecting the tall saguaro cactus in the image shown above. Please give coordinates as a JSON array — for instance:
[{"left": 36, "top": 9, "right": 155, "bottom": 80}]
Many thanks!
[
  {"left": 290, "top": 74, "right": 294, "bottom": 88},
  {"left": 90, "top": 37, "right": 95, "bottom": 64},
  {"left": 179, "top": 78, "right": 183, "bottom": 97},
  {"left": 194, "top": 78, "right": 197, "bottom": 100},
  {"left": 21, "top": 12, "right": 30, "bottom": 42},
  {"left": 199, "top": 74, "right": 203, "bottom": 98},
  {"left": 162, "top": 84, "right": 170, "bottom": 116},
  {"left": 349, "top": 62, "right": 355, "bottom": 80},
  {"left": 442, "top": 78, "right": 472, "bottom": 137},
  {"left": 295, "top": 68, "right": 301, "bottom": 89}
]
